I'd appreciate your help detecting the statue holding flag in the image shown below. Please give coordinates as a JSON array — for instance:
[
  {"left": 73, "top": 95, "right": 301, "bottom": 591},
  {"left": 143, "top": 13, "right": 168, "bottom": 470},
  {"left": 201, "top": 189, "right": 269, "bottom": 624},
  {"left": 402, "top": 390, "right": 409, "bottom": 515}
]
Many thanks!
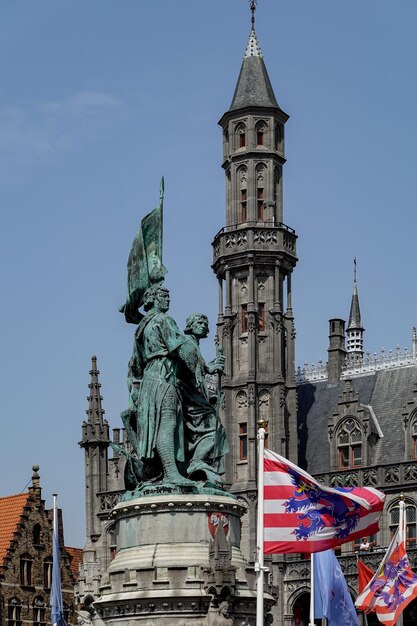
[{"left": 118, "top": 179, "right": 228, "bottom": 494}]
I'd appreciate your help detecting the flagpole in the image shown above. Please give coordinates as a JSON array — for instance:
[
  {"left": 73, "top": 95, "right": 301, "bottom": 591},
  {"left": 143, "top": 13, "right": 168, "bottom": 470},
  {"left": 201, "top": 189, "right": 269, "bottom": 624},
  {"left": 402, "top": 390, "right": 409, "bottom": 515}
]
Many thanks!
[
  {"left": 256, "top": 418, "right": 268, "bottom": 626},
  {"left": 309, "top": 553, "right": 315, "bottom": 626},
  {"left": 398, "top": 494, "right": 405, "bottom": 626}
]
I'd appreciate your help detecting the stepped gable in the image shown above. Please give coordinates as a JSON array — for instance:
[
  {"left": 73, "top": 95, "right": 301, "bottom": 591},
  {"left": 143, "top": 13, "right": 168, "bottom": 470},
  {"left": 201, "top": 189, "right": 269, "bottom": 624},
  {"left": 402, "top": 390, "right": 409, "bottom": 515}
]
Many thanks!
[{"left": 0, "top": 493, "right": 29, "bottom": 565}]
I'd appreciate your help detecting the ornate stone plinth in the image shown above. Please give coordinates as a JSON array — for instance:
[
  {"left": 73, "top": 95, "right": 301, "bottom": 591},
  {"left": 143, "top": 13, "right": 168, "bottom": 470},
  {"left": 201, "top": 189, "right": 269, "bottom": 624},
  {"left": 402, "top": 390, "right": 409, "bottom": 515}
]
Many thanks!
[{"left": 93, "top": 494, "right": 265, "bottom": 625}]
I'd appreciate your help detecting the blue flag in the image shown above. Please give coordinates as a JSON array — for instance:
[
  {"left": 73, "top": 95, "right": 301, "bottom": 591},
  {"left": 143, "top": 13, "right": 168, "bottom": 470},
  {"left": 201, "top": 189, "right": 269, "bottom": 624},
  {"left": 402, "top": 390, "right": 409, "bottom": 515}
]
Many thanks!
[
  {"left": 314, "top": 550, "right": 359, "bottom": 626},
  {"left": 50, "top": 497, "right": 67, "bottom": 626}
]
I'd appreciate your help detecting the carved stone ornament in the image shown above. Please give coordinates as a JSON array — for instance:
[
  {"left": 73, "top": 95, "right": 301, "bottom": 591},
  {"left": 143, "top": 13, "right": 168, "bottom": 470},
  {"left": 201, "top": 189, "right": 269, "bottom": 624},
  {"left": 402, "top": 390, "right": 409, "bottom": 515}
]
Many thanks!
[{"left": 236, "top": 391, "right": 248, "bottom": 409}]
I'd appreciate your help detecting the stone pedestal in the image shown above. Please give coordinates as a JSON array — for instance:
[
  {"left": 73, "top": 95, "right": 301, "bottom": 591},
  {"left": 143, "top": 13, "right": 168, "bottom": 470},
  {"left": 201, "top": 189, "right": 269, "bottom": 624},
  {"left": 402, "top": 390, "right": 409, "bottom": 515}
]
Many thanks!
[{"left": 94, "top": 493, "right": 265, "bottom": 625}]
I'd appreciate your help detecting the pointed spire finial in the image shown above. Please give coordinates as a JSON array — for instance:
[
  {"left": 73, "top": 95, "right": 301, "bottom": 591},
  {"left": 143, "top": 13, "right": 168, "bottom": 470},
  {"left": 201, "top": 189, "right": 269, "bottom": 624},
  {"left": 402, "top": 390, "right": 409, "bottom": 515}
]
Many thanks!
[
  {"left": 354, "top": 257, "right": 357, "bottom": 282},
  {"left": 250, "top": 0, "right": 257, "bottom": 30}
]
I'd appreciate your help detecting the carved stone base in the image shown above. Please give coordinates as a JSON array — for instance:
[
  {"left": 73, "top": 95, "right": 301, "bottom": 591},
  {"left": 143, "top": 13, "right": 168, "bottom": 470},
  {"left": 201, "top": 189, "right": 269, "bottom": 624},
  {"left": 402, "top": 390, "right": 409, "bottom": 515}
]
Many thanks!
[{"left": 93, "top": 494, "right": 267, "bottom": 625}]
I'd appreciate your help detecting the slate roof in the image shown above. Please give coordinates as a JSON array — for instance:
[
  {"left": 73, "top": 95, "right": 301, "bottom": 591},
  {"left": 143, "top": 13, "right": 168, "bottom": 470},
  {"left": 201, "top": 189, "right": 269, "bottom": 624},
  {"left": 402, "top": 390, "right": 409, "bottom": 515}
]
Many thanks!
[
  {"left": 0, "top": 493, "right": 29, "bottom": 565},
  {"left": 229, "top": 30, "right": 279, "bottom": 112},
  {"left": 348, "top": 279, "right": 363, "bottom": 330},
  {"left": 66, "top": 546, "right": 83, "bottom": 580},
  {"left": 298, "top": 365, "right": 417, "bottom": 475}
]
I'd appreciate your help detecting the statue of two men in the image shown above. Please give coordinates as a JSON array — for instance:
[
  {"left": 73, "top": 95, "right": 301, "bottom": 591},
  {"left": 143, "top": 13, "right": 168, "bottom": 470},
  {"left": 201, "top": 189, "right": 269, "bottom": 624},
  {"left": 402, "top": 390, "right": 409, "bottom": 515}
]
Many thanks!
[{"left": 121, "top": 285, "right": 228, "bottom": 491}]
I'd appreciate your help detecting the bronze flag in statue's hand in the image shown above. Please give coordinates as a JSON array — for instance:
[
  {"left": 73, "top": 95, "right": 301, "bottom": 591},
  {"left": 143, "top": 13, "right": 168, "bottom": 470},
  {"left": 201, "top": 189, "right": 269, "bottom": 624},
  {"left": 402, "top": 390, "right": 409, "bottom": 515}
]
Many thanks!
[{"left": 120, "top": 177, "right": 167, "bottom": 324}]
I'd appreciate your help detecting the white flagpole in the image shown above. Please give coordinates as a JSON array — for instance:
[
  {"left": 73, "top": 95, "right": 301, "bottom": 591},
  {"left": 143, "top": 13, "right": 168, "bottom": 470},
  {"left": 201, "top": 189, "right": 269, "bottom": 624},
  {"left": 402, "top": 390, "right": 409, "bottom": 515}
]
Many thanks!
[
  {"left": 397, "top": 495, "right": 405, "bottom": 626},
  {"left": 309, "top": 553, "right": 315, "bottom": 626},
  {"left": 256, "top": 418, "right": 268, "bottom": 626}
]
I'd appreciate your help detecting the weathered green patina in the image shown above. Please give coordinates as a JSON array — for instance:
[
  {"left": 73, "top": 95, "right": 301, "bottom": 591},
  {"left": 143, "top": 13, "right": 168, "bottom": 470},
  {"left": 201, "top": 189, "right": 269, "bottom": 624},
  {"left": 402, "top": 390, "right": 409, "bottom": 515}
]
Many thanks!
[{"left": 118, "top": 183, "right": 229, "bottom": 496}]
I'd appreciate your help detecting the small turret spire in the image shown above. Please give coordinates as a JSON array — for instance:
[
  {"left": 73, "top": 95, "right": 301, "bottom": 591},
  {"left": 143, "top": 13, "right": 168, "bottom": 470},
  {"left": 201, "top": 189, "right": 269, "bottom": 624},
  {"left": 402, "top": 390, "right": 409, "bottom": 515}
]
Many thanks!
[{"left": 346, "top": 259, "right": 364, "bottom": 357}]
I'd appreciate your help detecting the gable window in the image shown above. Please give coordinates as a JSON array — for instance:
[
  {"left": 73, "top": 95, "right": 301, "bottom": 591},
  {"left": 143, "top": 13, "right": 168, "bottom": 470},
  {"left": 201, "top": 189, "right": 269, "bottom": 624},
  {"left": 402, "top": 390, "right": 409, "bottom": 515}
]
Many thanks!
[
  {"left": 412, "top": 421, "right": 417, "bottom": 458},
  {"left": 20, "top": 553, "right": 32, "bottom": 586},
  {"left": 275, "top": 123, "right": 282, "bottom": 152},
  {"left": 33, "top": 523, "right": 41, "bottom": 545},
  {"left": 239, "top": 423, "right": 248, "bottom": 460},
  {"left": 33, "top": 598, "right": 46, "bottom": 626},
  {"left": 8, "top": 600, "right": 21, "bottom": 626},
  {"left": 390, "top": 502, "right": 417, "bottom": 549},
  {"left": 337, "top": 418, "right": 362, "bottom": 469}
]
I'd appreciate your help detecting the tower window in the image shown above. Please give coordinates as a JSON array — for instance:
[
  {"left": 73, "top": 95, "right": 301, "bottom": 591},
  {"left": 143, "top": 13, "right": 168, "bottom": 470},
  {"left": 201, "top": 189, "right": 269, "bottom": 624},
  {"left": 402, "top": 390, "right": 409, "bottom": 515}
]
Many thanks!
[
  {"left": 258, "top": 303, "right": 265, "bottom": 332},
  {"left": 275, "top": 124, "right": 282, "bottom": 151},
  {"left": 241, "top": 304, "right": 248, "bottom": 333},
  {"left": 257, "top": 187, "right": 264, "bottom": 220},
  {"left": 236, "top": 123, "right": 246, "bottom": 149},
  {"left": 20, "top": 554, "right": 32, "bottom": 586},
  {"left": 337, "top": 418, "right": 362, "bottom": 469},
  {"left": 240, "top": 189, "right": 247, "bottom": 222},
  {"left": 239, "top": 423, "right": 248, "bottom": 460},
  {"left": 256, "top": 122, "right": 266, "bottom": 146}
]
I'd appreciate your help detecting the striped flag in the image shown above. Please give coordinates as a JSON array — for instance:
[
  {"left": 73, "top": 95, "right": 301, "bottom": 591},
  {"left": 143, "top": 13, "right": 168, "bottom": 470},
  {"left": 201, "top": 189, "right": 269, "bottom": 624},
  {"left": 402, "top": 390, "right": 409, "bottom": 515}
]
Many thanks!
[
  {"left": 264, "top": 449, "right": 385, "bottom": 554},
  {"left": 50, "top": 496, "right": 67, "bottom": 626},
  {"left": 355, "top": 526, "right": 417, "bottom": 626}
]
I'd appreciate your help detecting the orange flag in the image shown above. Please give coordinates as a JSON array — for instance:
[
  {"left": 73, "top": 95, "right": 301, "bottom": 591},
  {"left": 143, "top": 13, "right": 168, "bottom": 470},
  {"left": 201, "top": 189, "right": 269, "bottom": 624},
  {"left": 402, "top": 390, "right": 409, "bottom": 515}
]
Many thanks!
[{"left": 357, "top": 558, "right": 375, "bottom": 593}]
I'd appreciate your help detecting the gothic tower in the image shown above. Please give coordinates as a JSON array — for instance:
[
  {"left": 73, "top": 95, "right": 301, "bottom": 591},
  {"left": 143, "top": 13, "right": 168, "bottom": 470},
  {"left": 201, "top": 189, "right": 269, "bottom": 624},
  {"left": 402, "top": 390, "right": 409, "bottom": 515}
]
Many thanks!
[
  {"left": 212, "top": 16, "right": 298, "bottom": 559},
  {"left": 79, "top": 356, "right": 110, "bottom": 543}
]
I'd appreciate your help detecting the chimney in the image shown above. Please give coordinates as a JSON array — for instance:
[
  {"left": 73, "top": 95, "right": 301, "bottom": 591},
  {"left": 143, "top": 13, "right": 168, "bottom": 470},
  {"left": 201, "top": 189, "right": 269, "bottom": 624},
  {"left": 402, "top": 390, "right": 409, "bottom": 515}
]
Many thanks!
[{"left": 328, "top": 319, "right": 346, "bottom": 383}]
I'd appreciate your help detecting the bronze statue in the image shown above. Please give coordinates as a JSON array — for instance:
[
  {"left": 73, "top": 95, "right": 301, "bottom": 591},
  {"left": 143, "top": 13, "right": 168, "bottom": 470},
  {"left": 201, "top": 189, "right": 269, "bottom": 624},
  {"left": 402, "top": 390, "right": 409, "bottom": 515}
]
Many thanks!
[{"left": 119, "top": 182, "right": 229, "bottom": 494}]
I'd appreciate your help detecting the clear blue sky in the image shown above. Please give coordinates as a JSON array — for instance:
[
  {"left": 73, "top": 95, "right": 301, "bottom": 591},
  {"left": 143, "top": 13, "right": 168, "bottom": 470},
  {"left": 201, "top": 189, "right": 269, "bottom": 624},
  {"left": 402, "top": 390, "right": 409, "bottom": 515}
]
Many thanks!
[{"left": 1, "top": 1, "right": 417, "bottom": 548}]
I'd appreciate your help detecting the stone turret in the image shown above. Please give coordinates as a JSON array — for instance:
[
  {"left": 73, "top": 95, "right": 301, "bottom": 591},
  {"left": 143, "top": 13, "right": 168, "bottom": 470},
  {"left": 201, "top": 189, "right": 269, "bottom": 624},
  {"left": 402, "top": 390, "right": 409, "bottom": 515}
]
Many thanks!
[
  {"left": 212, "top": 21, "right": 298, "bottom": 561},
  {"left": 79, "top": 356, "right": 110, "bottom": 542}
]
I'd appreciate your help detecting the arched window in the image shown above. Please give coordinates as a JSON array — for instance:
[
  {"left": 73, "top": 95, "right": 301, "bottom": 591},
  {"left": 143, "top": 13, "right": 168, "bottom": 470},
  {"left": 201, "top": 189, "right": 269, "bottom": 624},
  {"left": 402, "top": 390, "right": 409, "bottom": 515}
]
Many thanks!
[
  {"left": 273, "top": 167, "right": 280, "bottom": 222},
  {"left": 238, "top": 167, "right": 247, "bottom": 223},
  {"left": 8, "top": 599, "right": 21, "bottom": 626},
  {"left": 275, "top": 123, "right": 283, "bottom": 152},
  {"left": 20, "top": 553, "right": 32, "bottom": 586},
  {"left": 389, "top": 501, "right": 417, "bottom": 549},
  {"left": 43, "top": 558, "right": 52, "bottom": 588},
  {"left": 256, "top": 165, "right": 265, "bottom": 220},
  {"left": 412, "top": 420, "right": 417, "bottom": 459},
  {"left": 236, "top": 123, "right": 246, "bottom": 149},
  {"left": 33, "top": 598, "right": 46, "bottom": 626},
  {"left": 256, "top": 121, "right": 267, "bottom": 146},
  {"left": 337, "top": 418, "right": 362, "bottom": 469},
  {"left": 33, "top": 523, "right": 41, "bottom": 545}
]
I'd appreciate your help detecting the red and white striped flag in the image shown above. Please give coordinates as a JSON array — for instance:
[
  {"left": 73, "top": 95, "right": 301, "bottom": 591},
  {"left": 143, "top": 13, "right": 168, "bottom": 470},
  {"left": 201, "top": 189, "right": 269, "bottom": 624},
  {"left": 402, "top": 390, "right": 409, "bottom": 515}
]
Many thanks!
[
  {"left": 264, "top": 449, "right": 385, "bottom": 554},
  {"left": 355, "top": 526, "right": 417, "bottom": 626}
]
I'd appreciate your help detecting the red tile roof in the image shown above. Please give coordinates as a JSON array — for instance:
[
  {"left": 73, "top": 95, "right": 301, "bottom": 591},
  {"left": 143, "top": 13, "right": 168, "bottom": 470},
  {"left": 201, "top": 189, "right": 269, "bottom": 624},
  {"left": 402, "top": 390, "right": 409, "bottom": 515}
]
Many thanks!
[
  {"left": 66, "top": 546, "right": 83, "bottom": 580},
  {"left": 0, "top": 493, "right": 29, "bottom": 565}
]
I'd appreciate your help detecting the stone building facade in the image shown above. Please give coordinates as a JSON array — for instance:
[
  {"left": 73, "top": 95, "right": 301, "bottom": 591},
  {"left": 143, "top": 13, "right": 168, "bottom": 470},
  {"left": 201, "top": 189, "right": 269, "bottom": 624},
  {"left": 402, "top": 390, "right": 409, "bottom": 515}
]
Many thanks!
[
  {"left": 77, "top": 15, "right": 417, "bottom": 626},
  {"left": 0, "top": 467, "right": 80, "bottom": 626}
]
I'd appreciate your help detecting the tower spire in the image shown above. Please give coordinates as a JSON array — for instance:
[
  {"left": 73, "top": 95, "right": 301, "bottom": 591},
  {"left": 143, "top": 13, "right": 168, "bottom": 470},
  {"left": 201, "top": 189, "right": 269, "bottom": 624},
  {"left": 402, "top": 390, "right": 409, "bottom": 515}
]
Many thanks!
[{"left": 346, "top": 259, "right": 364, "bottom": 357}]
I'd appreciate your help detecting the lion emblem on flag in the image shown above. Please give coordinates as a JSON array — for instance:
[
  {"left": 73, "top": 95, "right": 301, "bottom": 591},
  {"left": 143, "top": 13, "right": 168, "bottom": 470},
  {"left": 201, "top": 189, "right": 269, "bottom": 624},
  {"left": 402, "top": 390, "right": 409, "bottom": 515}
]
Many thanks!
[{"left": 284, "top": 468, "right": 361, "bottom": 540}]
